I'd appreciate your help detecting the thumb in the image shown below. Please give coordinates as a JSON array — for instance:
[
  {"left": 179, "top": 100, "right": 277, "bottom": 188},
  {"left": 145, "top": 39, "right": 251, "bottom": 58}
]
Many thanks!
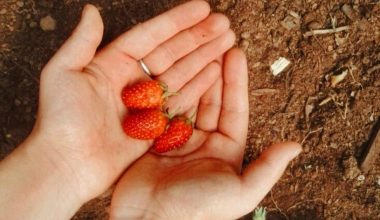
[
  {"left": 46, "top": 4, "right": 104, "bottom": 71},
  {"left": 240, "top": 142, "right": 302, "bottom": 211}
]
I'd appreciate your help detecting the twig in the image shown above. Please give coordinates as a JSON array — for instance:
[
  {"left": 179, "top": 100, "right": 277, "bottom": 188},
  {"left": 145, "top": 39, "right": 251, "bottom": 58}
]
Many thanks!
[
  {"left": 368, "top": 64, "right": 380, "bottom": 74},
  {"left": 343, "top": 102, "right": 349, "bottom": 120},
  {"left": 287, "top": 198, "right": 326, "bottom": 212},
  {"left": 330, "top": 95, "right": 347, "bottom": 120},
  {"left": 348, "top": 65, "right": 363, "bottom": 90},
  {"left": 319, "top": 97, "right": 332, "bottom": 106},
  {"left": 251, "top": 89, "right": 278, "bottom": 96},
  {"left": 270, "top": 191, "right": 289, "bottom": 220},
  {"left": 304, "top": 26, "right": 350, "bottom": 37},
  {"left": 301, "top": 128, "right": 323, "bottom": 145}
]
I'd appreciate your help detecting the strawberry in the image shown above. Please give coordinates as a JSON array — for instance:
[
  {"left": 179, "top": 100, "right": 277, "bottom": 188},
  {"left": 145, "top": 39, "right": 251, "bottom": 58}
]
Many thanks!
[
  {"left": 122, "top": 80, "right": 169, "bottom": 109},
  {"left": 123, "top": 109, "right": 168, "bottom": 140},
  {"left": 153, "top": 116, "right": 193, "bottom": 153}
]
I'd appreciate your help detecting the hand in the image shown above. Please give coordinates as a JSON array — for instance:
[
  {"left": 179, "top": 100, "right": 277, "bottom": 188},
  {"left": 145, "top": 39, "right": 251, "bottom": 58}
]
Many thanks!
[
  {"left": 110, "top": 49, "right": 302, "bottom": 219},
  {"left": 0, "top": 1, "right": 235, "bottom": 218}
]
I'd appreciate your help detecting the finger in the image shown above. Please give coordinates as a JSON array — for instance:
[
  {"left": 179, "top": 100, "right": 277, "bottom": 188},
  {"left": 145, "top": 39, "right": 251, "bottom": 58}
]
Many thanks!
[
  {"left": 182, "top": 133, "right": 243, "bottom": 172},
  {"left": 158, "top": 30, "right": 235, "bottom": 92},
  {"left": 195, "top": 55, "right": 223, "bottom": 130},
  {"left": 143, "top": 13, "right": 230, "bottom": 74},
  {"left": 196, "top": 77, "right": 223, "bottom": 132},
  {"left": 45, "top": 5, "right": 103, "bottom": 71},
  {"left": 218, "top": 48, "right": 248, "bottom": 146},
  {"left": 164, "top": 61, "right": 221, "bottom": 115},
  {"left": 110, "top": 0, "right": 210, "bottom": 59},
  {"left": 90, "top": 49, "right": 149, "bottom": 92},
  {"left": 240, "top": 142, "right": 302, "bottom": 212}
]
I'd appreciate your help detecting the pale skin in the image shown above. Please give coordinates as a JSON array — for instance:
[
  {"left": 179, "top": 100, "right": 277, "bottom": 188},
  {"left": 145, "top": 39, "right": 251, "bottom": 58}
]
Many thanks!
[{"left": 0, "top": 1, "right": 301, "bottom": 220}]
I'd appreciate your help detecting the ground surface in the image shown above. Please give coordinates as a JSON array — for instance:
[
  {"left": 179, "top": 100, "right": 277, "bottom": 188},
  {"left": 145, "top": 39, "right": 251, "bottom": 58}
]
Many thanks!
[{"left": 0, "top": 0, "right": 379, "bottom": 219}]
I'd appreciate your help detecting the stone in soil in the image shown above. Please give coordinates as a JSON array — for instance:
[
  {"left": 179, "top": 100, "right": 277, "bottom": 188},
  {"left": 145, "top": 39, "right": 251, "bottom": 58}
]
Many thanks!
[
  {"left": 342, "top": 156, "right": 361, "bottom": 180},
  {"left": 40, "top": 15, "right": 56, "bottom": 31}
]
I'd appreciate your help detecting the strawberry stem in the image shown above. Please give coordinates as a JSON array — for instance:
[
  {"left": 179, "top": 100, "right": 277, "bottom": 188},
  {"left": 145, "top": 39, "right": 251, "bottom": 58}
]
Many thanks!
[
  {"left": 162, "top": 91, "right": 180, "bottom": 101},
  {"left": 186, "top": 111, "right": 197, "bottom": 126},
  {"left": 159, "top": 81, "right": 180, "bottom": 101},
  {"left": 159, "top": 81, "right": 168, "bottom": 92},
  {"left": 164, "top": 108, "right": 177, "bottom": 119},
  {"left": 189, "top": 111, "right": 197, "bottom": 121}
]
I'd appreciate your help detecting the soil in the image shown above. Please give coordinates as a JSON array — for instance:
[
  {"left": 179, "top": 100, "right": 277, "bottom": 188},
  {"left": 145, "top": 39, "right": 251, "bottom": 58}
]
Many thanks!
[{"left": 1, "top": 0, "right": 379, "bottom": 219}]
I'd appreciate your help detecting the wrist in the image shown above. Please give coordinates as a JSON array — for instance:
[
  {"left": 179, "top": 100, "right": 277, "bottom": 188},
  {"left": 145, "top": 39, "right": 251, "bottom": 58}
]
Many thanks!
[{"left": 0, "top": 135, "right": 84, "bottom": 219}]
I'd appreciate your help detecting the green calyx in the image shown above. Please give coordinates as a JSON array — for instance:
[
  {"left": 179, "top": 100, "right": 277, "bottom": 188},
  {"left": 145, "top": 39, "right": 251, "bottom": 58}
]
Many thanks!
[
  {"left": 159, "top": 81, "right": 180, "bottom": 101},
  {"left": 185, "top": 111, "right": 196, "bottom": 127},
  {"left": 164, "top": 108, "right": 195, "bottom": 128},
  {"left": 159, "top": 81, "right": 168, "bottom": 91},
  {"left": 163, "top": 108, "right": 176, "bottom": 120}
]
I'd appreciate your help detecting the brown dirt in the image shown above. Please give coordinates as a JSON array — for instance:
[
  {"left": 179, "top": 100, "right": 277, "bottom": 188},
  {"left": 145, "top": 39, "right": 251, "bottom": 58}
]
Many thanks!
[{"left": 1, "top": 0, "right": 379, "bottom": 219}]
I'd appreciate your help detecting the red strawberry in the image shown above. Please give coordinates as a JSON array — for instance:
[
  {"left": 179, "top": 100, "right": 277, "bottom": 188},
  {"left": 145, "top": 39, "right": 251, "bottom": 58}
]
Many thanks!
[
  {"left": 123, "top": 109, "right": 168, "bottom": 140},
  {"left": 153, "top": 116, "right": 193, "bottom": 153},
  {"left": 122, "top": 80, "right": 169, "bottom": 109}
]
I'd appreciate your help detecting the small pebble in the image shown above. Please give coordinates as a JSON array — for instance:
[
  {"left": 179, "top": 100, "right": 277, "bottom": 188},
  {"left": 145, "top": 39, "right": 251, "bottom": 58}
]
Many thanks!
[
  {"left": 304, "top": 145, "right": 310, "bottom": 153},
  {"left": 369, "top": 113, "right": 374, "bottom": 122},
  {"left": 304, "top": 164, "right": 312, "bottom": 170},
  {"left": 281, "top": 15, "right": 300, "bottom": 30},
  {"left": 0, "top": 9, "right": 7, "bottom": 15},
  {"left": 16, "top": 1, "right": 24, "bottom": 7},
  {"left": 240, "top": 39, "right": 250, "bottom": 51},
  {"left": 333, "top": 53, "right": 338, "bottom": 60},
  {"left": 252, "top": 62, "right": 261, "bottom": 68},
  {"left": 5, "top": 133, "right": 12, "bottom": 139},
  {"left": 14, "top": 99, "right": 21, "bottom": 106},
  {"left": 40, "top": 15, "right": 56, "bottom": 31},
  {"left": 357, "top": 175, "right": 365, "bottom": 181},
  {"left": 362, "top": 57, "right": 370, "bottom": 65},
  {"left": 308, "top": 21, "right": 322, "bottom": 30},
  {"left": 343, "top": 156, "right": 361, "bottom": 180},
  {"left": 330, "top": 143, "right": 338, "bottom": 149},
  {"left": 241, "top": 31, "right": 250, "bottom": 39},
  {"left": 341, "top": 4, "right": 356, "bottom": 20}
]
